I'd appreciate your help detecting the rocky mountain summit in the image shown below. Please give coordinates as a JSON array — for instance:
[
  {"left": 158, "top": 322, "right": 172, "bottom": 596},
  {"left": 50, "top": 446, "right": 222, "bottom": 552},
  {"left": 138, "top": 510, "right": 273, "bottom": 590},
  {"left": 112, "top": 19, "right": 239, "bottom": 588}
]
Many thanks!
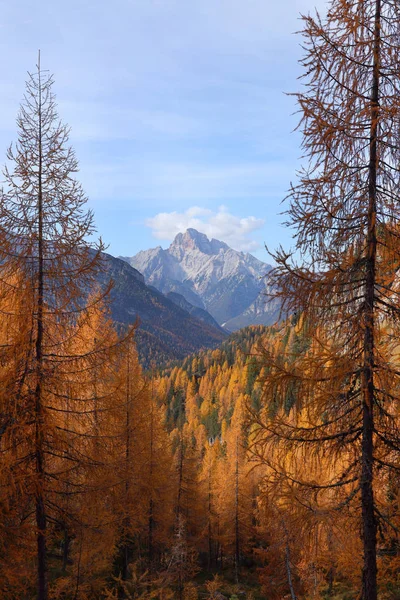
[{"left": 121, "top": 229, "right": 280, "bottom": 330}]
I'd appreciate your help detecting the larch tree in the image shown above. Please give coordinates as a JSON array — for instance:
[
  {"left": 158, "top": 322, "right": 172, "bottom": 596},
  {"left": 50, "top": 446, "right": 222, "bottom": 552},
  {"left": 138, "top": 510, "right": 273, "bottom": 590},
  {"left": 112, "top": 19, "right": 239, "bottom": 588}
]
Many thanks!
[
  {"left": 218, "top": 394, "right": 255, "bottom": 582},
  {"left": 251, "top": 2, "right": 400, "bottom": 599},
  {"left": 0, "top": 55, "right": 110, "bottom": 599},
  {"left": 0, "top": 272, "right": 38, "bottom": 598},
  {"left": 60, "top": 305, "right": 131, "bottom": 599},
  {"left": 115, "top": 334, "right": 145, "bottom": 587},
  {"left": 145, "top": 384, "right": 174, "bottom": 577},
  {"left": 199, "top": 439, "right": 222, "bottom": 570}
]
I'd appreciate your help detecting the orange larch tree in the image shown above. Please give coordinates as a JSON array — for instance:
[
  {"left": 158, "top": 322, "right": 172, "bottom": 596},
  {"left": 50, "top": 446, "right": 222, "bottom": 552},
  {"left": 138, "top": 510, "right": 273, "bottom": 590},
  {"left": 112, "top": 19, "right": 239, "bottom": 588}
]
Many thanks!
[
  {"left": 0, "top": 57, "right": 111, "bottom": 600},
  {"left": 252, "top": 2, "right": 400, "bottom": 597}
]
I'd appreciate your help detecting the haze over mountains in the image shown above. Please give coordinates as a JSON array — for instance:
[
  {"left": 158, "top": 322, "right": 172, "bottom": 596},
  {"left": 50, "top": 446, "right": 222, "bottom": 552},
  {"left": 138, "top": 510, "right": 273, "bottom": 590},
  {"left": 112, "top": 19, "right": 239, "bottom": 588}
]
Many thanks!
[{"left": 121, "top": 228, "right": 280, "bottom": 331}]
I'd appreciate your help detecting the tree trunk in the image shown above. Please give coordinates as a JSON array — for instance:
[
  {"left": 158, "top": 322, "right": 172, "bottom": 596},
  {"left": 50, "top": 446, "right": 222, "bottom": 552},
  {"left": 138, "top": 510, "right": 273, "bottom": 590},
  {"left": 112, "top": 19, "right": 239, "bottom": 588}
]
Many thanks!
[
  {"left": 35, "top": 51, "right": 47, "bottom": 600},
  {"left": 148, "top": 396, "right": 154, "bottom": 579},
  {"left": 208, "top": 465, "right": 213, "bottom": 570},
  {"left": 361, "top": 2, "right": 380, "bottom": 600},
  {"left": 282, "top": 519, "right": 296, "bottom": 600},
  {"left": 234, "top": 436, "right": 240, "bottom": 583},
  {"left": 62, "top": 526, "right": 70, "bottom": 573},
  {"left": 121, "top": 349, "right": 131, "bottom": 587},
  {"left": 177, "top": 435, "right": 184, "bottom": 521}
]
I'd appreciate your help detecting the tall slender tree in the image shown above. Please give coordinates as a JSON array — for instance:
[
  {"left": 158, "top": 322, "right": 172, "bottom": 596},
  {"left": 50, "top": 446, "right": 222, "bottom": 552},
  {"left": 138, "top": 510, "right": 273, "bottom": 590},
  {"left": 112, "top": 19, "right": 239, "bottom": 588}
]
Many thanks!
[
  {"left": 251, "top": 2, "right": 400, "bottom": 599},
  {"left": 0, "top": 55, "right": 109, "bottom": 599}
]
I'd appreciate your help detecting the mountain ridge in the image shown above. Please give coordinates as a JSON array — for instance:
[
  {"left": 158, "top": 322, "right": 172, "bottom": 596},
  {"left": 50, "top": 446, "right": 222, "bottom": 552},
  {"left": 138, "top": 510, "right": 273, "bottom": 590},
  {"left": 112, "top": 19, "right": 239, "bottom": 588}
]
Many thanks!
[
  {"left": 121, "top": 229, "right": 280, "bottom": 330},
  {"left": 96, "top": 252, "right": 228, "bottom": 367}
]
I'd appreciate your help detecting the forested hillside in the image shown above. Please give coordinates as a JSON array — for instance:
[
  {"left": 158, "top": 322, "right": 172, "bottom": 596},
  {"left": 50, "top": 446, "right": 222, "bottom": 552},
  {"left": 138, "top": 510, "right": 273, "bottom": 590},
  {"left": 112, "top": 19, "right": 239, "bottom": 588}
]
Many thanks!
[
  {"left": 5, "top": 299, "right": 400, "bottom": 598},
  {"left": 97, "top": 252, "right": 228, "bottom": 368},
  {"left": 154, "top": 318, "right": 400, "bottom": 599}
]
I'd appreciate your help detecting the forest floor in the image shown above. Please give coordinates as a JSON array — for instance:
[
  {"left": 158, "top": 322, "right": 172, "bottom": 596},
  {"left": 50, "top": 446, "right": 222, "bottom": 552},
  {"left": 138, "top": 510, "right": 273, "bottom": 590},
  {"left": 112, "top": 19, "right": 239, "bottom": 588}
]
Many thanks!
[{"left": 190, "top": 569, "right": 265, "bottom": 599}]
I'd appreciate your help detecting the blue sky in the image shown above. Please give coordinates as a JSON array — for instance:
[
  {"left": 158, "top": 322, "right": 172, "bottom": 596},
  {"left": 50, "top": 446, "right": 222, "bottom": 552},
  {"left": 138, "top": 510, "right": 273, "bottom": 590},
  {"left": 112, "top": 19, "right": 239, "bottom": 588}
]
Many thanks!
[{"left": 0, "top": 0, "right": 327, "bottom": 261}]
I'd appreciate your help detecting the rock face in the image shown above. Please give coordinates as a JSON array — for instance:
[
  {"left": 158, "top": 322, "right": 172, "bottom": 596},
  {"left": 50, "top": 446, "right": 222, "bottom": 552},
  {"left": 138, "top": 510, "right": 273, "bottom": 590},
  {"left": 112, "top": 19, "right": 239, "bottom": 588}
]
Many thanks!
[
  {"left": 121, "top": 229, "right": 280, "bottom": 330},
  {"left": 165, "top": 291, "right": 222, "bottom": 330}
]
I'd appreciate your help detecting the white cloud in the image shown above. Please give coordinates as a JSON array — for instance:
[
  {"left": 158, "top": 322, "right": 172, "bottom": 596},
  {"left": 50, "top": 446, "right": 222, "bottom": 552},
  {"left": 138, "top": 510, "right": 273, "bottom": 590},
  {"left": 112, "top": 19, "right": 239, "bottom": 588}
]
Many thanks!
[{"left": 146, "top": 205, "right": 264, "bottom": 252}]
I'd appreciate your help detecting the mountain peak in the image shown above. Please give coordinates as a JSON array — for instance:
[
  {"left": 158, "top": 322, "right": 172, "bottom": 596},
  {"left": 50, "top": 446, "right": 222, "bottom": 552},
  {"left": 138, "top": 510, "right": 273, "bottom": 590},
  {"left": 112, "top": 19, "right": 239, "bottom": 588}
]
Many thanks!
[
  {"left": 170, "top": 228, "right": 228, "bottom": 258},
  {"left": 125, "top": 229, "right": 278, "bottom": 331},
  {"left": 186, "top": 227, "right": 205, "bottom": 239}
]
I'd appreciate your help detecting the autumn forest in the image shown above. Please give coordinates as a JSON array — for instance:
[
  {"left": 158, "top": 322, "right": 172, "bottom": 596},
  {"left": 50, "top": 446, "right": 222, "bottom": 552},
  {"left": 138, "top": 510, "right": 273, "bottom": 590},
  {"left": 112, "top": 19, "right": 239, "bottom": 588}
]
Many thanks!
[{"left": 2, "top": 0, "right": 400, "bottom": 599}]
